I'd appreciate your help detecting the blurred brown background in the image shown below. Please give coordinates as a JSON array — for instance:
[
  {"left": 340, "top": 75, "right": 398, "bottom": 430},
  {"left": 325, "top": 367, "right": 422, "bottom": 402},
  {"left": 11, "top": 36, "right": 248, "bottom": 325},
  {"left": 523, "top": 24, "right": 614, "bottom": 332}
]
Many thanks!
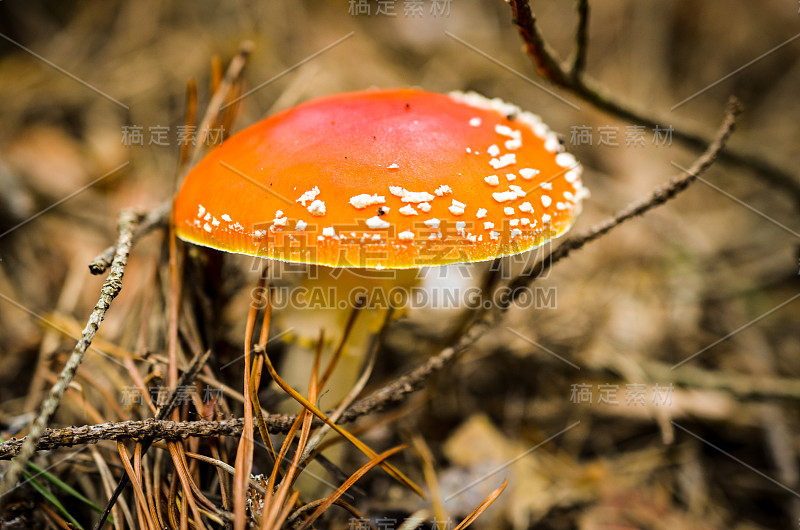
[{"left": 0, "top": 1, "right": 799, "bottom": 528}]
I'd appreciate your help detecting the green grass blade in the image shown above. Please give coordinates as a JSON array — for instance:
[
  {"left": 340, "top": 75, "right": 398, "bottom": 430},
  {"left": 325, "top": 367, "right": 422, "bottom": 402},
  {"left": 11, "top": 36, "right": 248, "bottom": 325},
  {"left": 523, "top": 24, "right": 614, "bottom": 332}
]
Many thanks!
[
  {"left": 27, "top": 461, "right": 108, "bottom": 515},
  {"left": 22, "top": 469, "right": 86, "bottom": 530}
]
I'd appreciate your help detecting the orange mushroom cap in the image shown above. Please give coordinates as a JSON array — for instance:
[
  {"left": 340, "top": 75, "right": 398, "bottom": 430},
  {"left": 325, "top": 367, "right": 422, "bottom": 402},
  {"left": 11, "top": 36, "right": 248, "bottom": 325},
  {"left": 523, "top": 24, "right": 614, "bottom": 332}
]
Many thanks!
[{"left": 173, "top": 89, "right": 587, "bottom": 269}]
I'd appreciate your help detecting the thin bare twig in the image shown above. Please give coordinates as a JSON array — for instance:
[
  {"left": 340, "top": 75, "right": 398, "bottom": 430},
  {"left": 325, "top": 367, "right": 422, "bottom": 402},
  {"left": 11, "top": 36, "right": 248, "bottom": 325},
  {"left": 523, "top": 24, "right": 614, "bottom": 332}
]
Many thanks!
[
  {"left": 1, "top": 209, "right": 141, "bottom": 497},
  {"left": 507, "top": 98, "right": 742, "bottom": 295},
  {"left": 569, "top": 0, "right": 589, "bottom": 80},
  {"left": 510, "top": 0, "right": 569, "bottom": 86},
  {"left": 88, "top": 201, "right": 170, "bottom": 275},
  {"left": 508, "top": 0, "right": 800, "bottom": 207}
]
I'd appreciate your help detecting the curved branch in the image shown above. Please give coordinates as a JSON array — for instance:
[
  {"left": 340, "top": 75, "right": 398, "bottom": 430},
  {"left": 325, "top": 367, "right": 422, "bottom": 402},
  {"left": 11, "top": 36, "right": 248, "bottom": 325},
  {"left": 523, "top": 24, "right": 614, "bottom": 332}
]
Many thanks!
[
  {"left": 569, "top": 0, "right": 590, "bottom": 79},
  {"left": 508, "top": 0, "right": 800, "bottom": 207}
]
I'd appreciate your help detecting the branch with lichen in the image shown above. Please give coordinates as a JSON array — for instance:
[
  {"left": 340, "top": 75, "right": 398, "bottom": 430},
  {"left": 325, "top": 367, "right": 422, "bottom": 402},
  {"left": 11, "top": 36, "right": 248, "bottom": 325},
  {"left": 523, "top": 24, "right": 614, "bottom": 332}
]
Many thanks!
[
  {"left": 0, "top": 419, "right": 243, "bottom": 459},
  {"left": 10, "top": 344, "right": 800, "bottom": 460},
  {"left": 0, "top": 209, "right": 141, "bottom": 495},
  {"left": 507, "top": 0, "right": 800, "bottom": 208}
]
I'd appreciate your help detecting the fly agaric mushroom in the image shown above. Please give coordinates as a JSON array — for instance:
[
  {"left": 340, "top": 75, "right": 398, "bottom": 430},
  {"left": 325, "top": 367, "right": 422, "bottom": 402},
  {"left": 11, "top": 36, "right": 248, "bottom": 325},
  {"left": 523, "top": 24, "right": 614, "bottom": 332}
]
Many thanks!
[
  {"left": 173, "top": 88, "right": 587, "bottom": 431},
  {"left": 173, "top": 89, "right": 586, "bottom": 268}
]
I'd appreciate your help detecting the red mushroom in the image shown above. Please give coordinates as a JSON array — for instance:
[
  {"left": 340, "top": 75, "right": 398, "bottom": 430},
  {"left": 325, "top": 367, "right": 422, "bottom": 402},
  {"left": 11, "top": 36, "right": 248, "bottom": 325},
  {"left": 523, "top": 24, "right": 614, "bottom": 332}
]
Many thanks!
[
  {"left": 173, "top": 89, "right": 586, "bottom": 269},
  {"left": 172, "top": 88, "right": 588, "bottom": 434}
]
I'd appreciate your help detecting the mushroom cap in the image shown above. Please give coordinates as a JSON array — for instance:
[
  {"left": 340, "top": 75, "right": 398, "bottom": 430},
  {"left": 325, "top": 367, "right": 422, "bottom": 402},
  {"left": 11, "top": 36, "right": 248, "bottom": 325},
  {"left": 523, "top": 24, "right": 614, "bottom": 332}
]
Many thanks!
[{"left": 173, "top": 88, "right": 586, "bottom": 269}]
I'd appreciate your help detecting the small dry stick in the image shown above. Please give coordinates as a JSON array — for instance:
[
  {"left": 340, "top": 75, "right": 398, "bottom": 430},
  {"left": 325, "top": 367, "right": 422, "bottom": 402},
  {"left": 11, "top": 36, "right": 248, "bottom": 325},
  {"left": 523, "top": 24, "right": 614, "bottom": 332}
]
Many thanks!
[
  {"left": 0, "top": 209, "right": 141, "bottom": 497},
  {"left": 89, "top": 201, "right": 170, "bottom": 275},
  {"left": 569, "top": 0, "right": 589, "bottom": 80},
  {"left": 0, "top": 421, "right": 230, "bottom": 460},
  {"left": 507, "top": 97, "right": 742, "bottom": 295}
]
